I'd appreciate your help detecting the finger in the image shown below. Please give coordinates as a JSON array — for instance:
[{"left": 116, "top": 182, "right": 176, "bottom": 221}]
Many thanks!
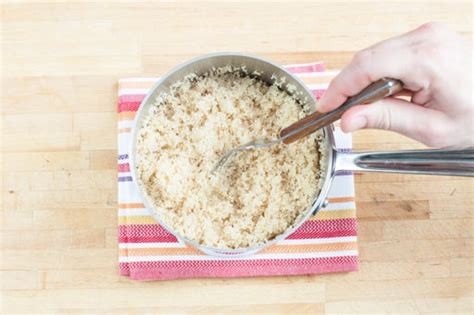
[
  {"left": 317, "top": 25, "right": 436, "bottom": 113},
  {"left": 411, "top": 88, "right": 431, "bottom": 105},
  {"left": 317, "top": 63, "right": 372, "bottom": 113},
  {"left": 339, "top": 97, "right": 451, "bottom": 147},
  {"left": 318, "top": 45, "right": 423, "bottom": 113}
]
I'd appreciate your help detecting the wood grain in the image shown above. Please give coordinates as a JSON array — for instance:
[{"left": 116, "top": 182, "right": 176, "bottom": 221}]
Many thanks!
[{"left": 1, "top": 1, "right": 473, "bottom": 314}]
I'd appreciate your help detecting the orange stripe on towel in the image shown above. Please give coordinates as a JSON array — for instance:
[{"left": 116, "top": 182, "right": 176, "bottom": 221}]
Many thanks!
[
  {"left": 261, "top": 242, "right": 357, "bottom": 254},
  {"left": 118, "top": 111, "right": 136, "bottom": 121},
  {"left": 118, "top": 203, "right": 145, "bottom": 209},
  {"left": 328, "top": 196, "right": 355, "bottom": 203},
  {"left": 310, "top": 209, "right": 356, "bottom": 221},
  {"left": 119, "top": 216, "right": 156, "bottom": 225}
]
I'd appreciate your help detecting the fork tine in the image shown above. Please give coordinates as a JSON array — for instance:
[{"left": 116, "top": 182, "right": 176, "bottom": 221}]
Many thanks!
[
  {"left": 211, "top": 138, "right": 280, "bottom": 174},
  {"left": 211, "top": 150, "right": 234, "bottom": 173}
]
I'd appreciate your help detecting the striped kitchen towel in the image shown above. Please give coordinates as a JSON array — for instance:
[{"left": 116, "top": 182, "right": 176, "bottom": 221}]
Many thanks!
[{"left": 117, "top": 61, "right": 358, "bottom": 280}]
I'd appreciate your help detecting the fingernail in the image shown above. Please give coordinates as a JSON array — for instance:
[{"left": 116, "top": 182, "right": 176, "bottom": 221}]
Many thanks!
[
  {"left": 317, "top": 93, "right": 327, "bottom": 106},
  {"left": 346, "top": 115, "right": 367, "bottom": 132},
  {"left": 318, "top": 92, "right": 326, "bottom": 101}
]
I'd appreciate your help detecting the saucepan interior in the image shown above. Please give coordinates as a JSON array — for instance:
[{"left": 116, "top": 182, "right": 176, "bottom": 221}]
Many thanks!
[{"left": 130, "top": 53, "right": 337, "bottom": 257}]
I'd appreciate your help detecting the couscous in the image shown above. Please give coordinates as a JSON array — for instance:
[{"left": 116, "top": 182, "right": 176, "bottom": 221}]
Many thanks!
[{"left": 136, "top": 66, "right": 324, "bottom": 249}]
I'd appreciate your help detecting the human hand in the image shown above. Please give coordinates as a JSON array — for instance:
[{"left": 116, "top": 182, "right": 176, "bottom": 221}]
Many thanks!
[{"left": 317, "top": 22, "right": 473, "bottom": 148}]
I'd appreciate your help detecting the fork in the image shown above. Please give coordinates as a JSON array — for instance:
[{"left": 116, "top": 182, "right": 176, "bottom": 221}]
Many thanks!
[{"left": 211, "top": 77, "right": 403, "bottom": 173}]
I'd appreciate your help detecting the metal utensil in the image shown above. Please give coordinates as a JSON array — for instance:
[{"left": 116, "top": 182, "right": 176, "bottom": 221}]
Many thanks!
[{"left": 212, "top": 78, "right": 403, "bottom": 172}]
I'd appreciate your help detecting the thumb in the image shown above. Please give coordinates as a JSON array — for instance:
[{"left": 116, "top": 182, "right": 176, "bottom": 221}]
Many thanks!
[{"left": 340, "top": 97, "right": 451, "bottom": 147}]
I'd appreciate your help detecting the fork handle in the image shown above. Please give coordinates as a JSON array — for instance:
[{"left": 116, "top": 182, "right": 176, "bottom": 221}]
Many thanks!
[{"left": 279, "top": 78, "right": 403, "bottom": 144}]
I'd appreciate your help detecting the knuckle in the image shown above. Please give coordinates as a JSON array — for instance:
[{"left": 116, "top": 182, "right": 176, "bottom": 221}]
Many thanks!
[
  {"left": 412, "top": 43, "right": 441, "bottom": 69},
  {"left": 379, "top": 104, "right": 393, "bottom": 130},
  {"left": 376, "top": 104, "right": 393, "bottom": 130},
  {"left": 418, "top": 22, "right": 448, "bottom": 35},
  {"left": 422, "top": 43, "right": 440, "bottom": 57},
  {"left": 353, "top": 49, "right": 372, "bottom": 65},
  {"left": 412, "top": 40, "right": 438, "bottom": 55},
  {"left": 351, "top": 49, "right": 374, "bottom": 78},
  {"left": 410, "top": 42, "right": 445, "bottom": 78},
  {"left": 367, "top": 103, "right": 392, "bottom": 130}
]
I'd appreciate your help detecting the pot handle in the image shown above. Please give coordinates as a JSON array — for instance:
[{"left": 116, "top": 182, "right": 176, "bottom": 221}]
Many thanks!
[{"left": 333, "top": 148, "right": 474, "bottom": 177}]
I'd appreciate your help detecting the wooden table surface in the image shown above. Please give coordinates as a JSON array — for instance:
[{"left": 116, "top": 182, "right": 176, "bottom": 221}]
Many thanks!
[{"left": 1, "top": 1, "right": 473, "bottom": 314}]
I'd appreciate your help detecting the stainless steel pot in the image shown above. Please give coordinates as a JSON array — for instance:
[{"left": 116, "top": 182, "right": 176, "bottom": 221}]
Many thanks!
[{"left": 130, "top": 52, "right": 474, "bottom": 258}]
